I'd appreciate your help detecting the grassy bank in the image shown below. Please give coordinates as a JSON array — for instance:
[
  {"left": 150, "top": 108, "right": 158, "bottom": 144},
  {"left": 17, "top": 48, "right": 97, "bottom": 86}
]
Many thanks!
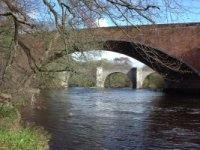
[{"left": 0, "top": 101, "right": 50, "bottom": 150}]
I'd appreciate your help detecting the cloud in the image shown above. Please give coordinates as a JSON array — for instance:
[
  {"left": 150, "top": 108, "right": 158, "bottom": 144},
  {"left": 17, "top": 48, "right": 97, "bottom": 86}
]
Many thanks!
[
  {"left": 27, "top": 11, "right": 38, "bottom": 19},
  {"left": 96, "top": 18, "right": 109, "bottom": 27},
  {"left": 102, "top": 51, "right": 145, "bottom": 68}
]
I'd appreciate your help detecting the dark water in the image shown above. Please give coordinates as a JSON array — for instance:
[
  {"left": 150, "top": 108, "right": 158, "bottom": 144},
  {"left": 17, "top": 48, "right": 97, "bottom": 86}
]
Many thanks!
[{"left": 22, "top": 88, "right": 200, "bottom": 150}]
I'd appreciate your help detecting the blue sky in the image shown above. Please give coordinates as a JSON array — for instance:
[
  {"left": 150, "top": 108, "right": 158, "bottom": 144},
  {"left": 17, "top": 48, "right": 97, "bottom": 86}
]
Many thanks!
[
  {"left": 30, "top": 0, "right": 200, "bottom": 25},
  {"left": 96, "top": 0, "right": 200, "bottom": 26}
]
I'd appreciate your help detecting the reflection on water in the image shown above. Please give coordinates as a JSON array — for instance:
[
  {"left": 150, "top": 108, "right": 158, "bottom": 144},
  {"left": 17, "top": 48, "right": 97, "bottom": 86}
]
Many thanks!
[{"left": 22, "top": 88, "right": 200, "bottom": 150}]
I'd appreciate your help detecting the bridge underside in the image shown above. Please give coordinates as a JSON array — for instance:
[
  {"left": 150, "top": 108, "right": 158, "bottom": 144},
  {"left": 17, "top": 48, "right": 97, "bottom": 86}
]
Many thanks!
[
  {"left": 101, "top": 40, "right": 200, "bottom": 92},
  {"left": 55, "top": 38, "right": 200, "bottom": 92}
]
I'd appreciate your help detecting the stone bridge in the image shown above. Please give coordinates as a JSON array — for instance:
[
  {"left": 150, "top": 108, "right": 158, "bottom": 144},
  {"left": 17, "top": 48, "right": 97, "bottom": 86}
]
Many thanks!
[
  {"left": 96, "top": 67, "right": 154, "bottom": 89},
  {"left": 20, "top": 22, "right": 200, "bottom": 92},
  {"left": 78, "top": 23, "right": 200, "bottom": 92}
]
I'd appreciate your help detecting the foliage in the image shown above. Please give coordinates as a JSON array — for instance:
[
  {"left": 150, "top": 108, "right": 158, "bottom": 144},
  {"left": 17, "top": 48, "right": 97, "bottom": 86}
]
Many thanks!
[
  {"left": 0, "top": 103, "right": 49, "bottom": 150},
  {"left": 36, "top": 72, "right": 68, "bottom": 89},
  {"left": 0, "top": 104, "right": 19, "bottom": 130},
  {"left": 0, "top": 26, "right": 12, "bottom": 47},
  {"left": 68, "top": 73, "right": 95, "bottom": 87},
  {"left": 0, "top": 127, "right": 49, "bottom": 150},
  {"left": 68, "top": 60, "right": 104, "bottom": 87},
  {"left": 104, "top": 72, "right": 131, "bottom": 88},
  {"left": 142, "top": 72, "right": 165, "bottom": 90}
]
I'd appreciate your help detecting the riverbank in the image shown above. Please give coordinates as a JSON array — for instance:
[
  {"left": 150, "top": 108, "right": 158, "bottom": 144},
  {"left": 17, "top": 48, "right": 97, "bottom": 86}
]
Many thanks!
[{"left": 0, "top": 99, "right": 50, "bottom": 150}]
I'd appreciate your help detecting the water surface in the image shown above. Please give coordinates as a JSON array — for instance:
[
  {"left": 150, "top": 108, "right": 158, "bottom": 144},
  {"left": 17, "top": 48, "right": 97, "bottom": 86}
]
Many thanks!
[{"left": 22, "top": 88, "right": 200, "bottom": 150}]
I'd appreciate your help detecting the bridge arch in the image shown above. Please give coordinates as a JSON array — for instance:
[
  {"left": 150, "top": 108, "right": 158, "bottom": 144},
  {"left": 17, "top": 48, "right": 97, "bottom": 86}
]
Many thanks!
[
  {"left": 96, "top": 67, "right": 154, "bottom": 89},
  {"left": 82, "top": 39, "right": 200, "bottom": 90},
  {"left": 53, "top": 40, "right": 200, "bottom": 90},
  {"left": 142, "top": 72, "right": 165, "bottom": 89},
  {"left": 81, "top": 23, "right": 200, "bottom": 76}
]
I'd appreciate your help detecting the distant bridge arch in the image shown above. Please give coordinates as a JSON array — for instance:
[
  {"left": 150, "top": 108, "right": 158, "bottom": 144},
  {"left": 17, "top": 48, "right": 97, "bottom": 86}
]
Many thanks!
[{"left": 96, "top": 67, "right": 154, "bottom": 89}]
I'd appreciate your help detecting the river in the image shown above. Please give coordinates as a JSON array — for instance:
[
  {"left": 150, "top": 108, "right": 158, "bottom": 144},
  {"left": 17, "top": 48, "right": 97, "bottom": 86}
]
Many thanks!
[{"left": 22, "top": 88, "right": 200, "bottom": 150}]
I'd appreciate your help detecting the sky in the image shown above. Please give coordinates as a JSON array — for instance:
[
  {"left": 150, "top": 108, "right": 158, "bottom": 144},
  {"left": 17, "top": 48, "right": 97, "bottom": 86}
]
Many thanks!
[
  {"left": 28, "top": 0, "right": 200, "bottom": 24},
  {"left": 94, "top": 0, "right": 200, "bottom": 26}
]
